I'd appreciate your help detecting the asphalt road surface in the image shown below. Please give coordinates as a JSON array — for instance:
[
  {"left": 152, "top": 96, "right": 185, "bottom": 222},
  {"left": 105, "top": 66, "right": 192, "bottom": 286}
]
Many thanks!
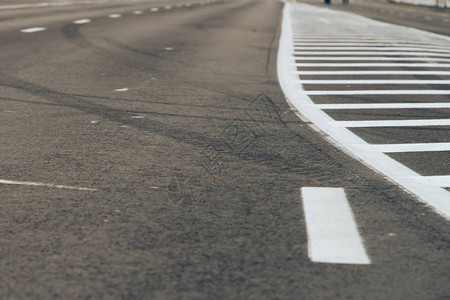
[{"left": 0, "top": 0, "right": 449, "bottom": 298}]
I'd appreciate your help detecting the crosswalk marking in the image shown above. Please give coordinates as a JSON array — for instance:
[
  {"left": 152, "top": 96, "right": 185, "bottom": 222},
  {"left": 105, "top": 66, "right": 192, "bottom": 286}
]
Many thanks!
[
  {"left": 355, "top": 143, "right": 450, "bottom": 153},
  {"left": 334, "top": 119, "right": 450, "bottom": 127},
  {"left": 413, "top": 176, "right": 450, "bottom": 187},
  {"left": 279, "top": 2, "right": 450, "bottom": 220},
  {"left": 301, "top": 80, "right": 450, "bottom": 85},
  {"left": 294, "top": 47, "right": 450, "bottom": 53},
  {"left": 315, "top": 103, "right": 450, "bottom": 109},
  {"left": 293, "top": 51, "right": 450, "bottom": 57},
  {"left": 295, "top": 57, "right": 450, "bottom": 62},
  {"left": 296, "top": 71, "right": 450, "bottom": 75},
  {"left": 294, "top": 63, "right": 450, "bottom": 67},
  {"left": 305, "top": 90, "right": 450, "bottom": 95}
]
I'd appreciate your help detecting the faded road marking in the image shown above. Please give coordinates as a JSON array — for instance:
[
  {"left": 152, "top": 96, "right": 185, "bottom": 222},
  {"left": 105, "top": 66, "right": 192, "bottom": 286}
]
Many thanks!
[{"left": 0, "top": 179, "right": 97, "bottom": 191}]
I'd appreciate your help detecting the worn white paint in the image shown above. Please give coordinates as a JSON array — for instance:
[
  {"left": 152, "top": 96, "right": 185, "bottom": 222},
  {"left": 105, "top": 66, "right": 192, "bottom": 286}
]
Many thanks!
[{"left": 0, "top": 179, "right": 97, "bottom": 191}]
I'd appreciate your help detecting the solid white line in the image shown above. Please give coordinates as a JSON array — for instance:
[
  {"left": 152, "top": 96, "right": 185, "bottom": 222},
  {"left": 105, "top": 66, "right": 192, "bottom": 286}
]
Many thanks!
[
  {"left": 301, "top": 80, "right": 450, "bottom": 84},
  {"left": 73, "top": 19, "right": 91, "bottom": 24},
  {"left": 355, "top": 143, "right": 450, "bottom": 153},
  {"left": 293, "top": 51, "right": 450, "bottom": 57},
  {"left": 295, "top": 57, "right": 450, "bottom": 62},
  {"left": 302, "top": 187, "right": 371, "bottom": 265},
  {"left": 0, "top": 179, "right": 97, "bottom": 191},
  {"left": 294, "top": 63, "right": 450, "bottom": 67},
  {"left": 315, "top": 103, "right": 450, "bottom": 109},
  {"left": 278, "top": 3, "right": 450, "bottom": 220},
  {"left": 296, "top": 71, "right": 450, "bottom": 75},
  {"left": 20, "top": 27, "right": 47, "bottom": 33},
  {"left": 334, "top": 119, "right": 450, "bottom": 127},
  {"left": 305, "top": 90, "right": 450, "bottom": 95},
  {"left": 294, "top": 47, "right": 450, "bottom": 53}
]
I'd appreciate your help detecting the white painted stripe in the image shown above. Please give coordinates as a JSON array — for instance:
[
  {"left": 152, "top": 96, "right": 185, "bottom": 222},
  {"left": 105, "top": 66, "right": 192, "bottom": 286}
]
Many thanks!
[
  {"left": 305, "top": 90, "right": 450, "bottom": 95},
  {"left": 300, "top": 80, "right": 450, "bottom": 84},
  {"left": 133, "top": 10, "right": 143, "bottom": 14},
  {"left": 295, "top": 57, "right": 450, "bottom": 62},
  {"left": 0, "top": 179, "right": 97, "bottom": 191},
  {"left": 293, "top": 51, "right": 450, "bottom": 57},
  {"left": 293, "top": 39, "right": 449, "bottom": 45},
  {"left": 293, "top": 42, "right": 450, "bottom": 48},
  {"left": 278, "top": 3, "right": 450, "bottom": 220},
  {"left": 165, "top": 5, "right": 172, "bottom": 9},
  {"left": 294, "top": 47, "right": 450, "bottom": 53},
  {"left": 316, "top": 103, "right": 450, "bottom": 109},
  {"left": 355, "top": 143, "right": 450, "bottom": 153},
  {"left": 296, "top": 71, "right": 450, "bottom": 75},
  {"left": 115, "top": 88, "right": 129, "bottom": 92},
  {"left": 20, "top": 27, "right": 46, "bottom": 33},
  {"left": 151, "top": 7, "right": 159, "bottom": 12},
  {"left": 302, "top": 187, "right": 371, "bottom": 265},
  {"left": 73, "top": 19, "right": 91, "bottom": 24},
  {"left": 412, "top": 176, "right": 450, "bottom": 187},
  {"left": 294, "top": 63, "right": 450, "bottom": 67},
  {"left": 334, "top": 119, "right": 450, "bottom": 127},
  {"left": 108, "top": 14, "right": 121, "bottom": 18}
]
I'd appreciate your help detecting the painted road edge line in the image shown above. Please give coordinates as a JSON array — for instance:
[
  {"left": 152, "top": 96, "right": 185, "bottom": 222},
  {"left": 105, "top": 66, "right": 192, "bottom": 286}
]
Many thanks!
[
  {"left": 302, "top": 187, "right": 371, "bottom": 265},
  {"left": 0, "top": 179, "right": 97, "bottom": 191},
  {"left": 277, "top": 3, "right": 450, "bottom": 220}
]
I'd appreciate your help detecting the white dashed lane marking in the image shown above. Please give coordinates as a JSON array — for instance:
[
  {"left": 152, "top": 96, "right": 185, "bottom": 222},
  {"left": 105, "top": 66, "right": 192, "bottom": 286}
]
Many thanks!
[
  {"left": 278, "top": 3, "right": 450, "bottom": 220},
  {"left": 20, "top": 27, "right": 47, "bottom": 33},
  {"left": 73, "top": 19, "right": 91, "bottom": 24},
  {"left": 302, "top": 187, "right": 371, "bottom": 265},
  {"left": 108, "top": 14, "right": 121, "bottom": 18},
  {"left": 0, "top": 179, "right": 97, "bottom": 191}
]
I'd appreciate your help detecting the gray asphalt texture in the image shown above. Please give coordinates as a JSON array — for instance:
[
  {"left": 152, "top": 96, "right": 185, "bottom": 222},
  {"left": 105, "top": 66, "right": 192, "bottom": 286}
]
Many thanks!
[{"left": 0, "top": 0, "right": 449, "bottom": 298}]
